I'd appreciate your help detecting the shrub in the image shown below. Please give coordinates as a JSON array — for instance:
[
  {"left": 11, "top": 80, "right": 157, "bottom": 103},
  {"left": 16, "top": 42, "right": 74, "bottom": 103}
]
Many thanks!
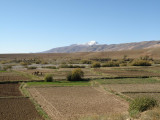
[
  {"left": 129, "top": 97, "right": 158, "bottom": 117},
  {"left": 102, "top": 61, "right": 120, "bottom": 67},
  {"left": 140, "top": 55, "right": 153, "bottom": 61},
  {"left": 41, "top": 61, "right": 48, "bottom": 64},
  {"left": 91, "top": 62, "right": 101, "bottom": 68},
  {"left": 154, "top": 60, "right": 160, "bottom": 64},
  {"left": 35, "top": 60, "right": 41, "bottom": 64},
  {"left": 81, "top": 60, "right": 92, "bottom": 64},
  {"left": 120, "top": 63, "right": 128, "bottom": 66},
  {"left": 20, "top": 62, "right": 28, "bottom": 66},
  {"left": 66, "top": 72, "right": 72, "bottom": 81},
  {"left": 0, "top": 66, "right": 2, "bottom": 71},
  {"left": 27, "top": 66, "right": 37, "bottom": 69},
  {"left": 0, "top": 61, "right": 8, "bottom": 64},
  {"left": 3, "top": 65, "right": 12, "bottom": 71},
  {"left": 42, "top": 66, "right": 57, "bottom": 69},
  {"left": 59, "top": 64, "right": 68, "bottom": 68},
  {"left": 60, "top": 64, "right": 85, "bottom": 68},
  {"left": 44, "top": 74, "right": 53, "bottom": 82},
  {"left": 67, "top": 68, "right": 84, "bottom": 81},
  {"left": 131, "top": 60, "right": 152, "bottom": 66}
]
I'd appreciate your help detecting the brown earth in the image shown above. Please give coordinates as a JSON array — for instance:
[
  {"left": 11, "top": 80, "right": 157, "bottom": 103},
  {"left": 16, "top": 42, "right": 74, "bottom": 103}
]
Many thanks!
[
  {"left": 103, "top": 84, "right": 160, "bottom": 102},
  {"left": 103, "top": 84, "right": 160, "bottom": 93},
  {"left": 28, "top": 86, "right": 129, "bottom": 120},
  {"left": 0, "top": 76, "right": 29, "bottom": 82},
  {"left": 1, "top": 47, "right": 160, "bottom": 60},
  {"left": 0, "top": 83, "right": 22, "bottom": 97},
  {"left": 0, "top": 72, "right": 29, "bottom": 82},
  {"left": 94, "top": 68, "right": 160, "bottom": 77},
  {"left": 0, "top": 98, "right": 43, "bottom": 120}
]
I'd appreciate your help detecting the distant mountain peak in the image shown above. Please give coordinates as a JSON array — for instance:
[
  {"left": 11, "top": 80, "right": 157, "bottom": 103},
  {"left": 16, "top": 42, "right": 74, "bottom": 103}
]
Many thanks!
[
  {"left": 70, "top": 41, "right": 98, "bottom": 46},
  {"left": 84, "top": 41, "right": 98, "bottom": 46},
  {"left": 42, "top": 40, "right": 160, "bottom": 53}
]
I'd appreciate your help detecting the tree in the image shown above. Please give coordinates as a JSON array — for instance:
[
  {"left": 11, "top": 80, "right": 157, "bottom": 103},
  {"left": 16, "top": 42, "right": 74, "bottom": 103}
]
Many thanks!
[{"left": 67, "top": 68, "right": 84, "bottom": 81}]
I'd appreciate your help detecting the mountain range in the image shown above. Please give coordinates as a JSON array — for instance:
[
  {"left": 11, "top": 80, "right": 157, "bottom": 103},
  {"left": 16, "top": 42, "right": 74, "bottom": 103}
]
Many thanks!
[{"left": 43, "top": 40, "right": 160, "bottom": 53}]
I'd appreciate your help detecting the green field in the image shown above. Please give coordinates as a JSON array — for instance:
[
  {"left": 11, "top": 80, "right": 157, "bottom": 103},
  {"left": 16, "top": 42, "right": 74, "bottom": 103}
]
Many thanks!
[{"left": 27, "top": 81, "right": 91, "bottom": 87}]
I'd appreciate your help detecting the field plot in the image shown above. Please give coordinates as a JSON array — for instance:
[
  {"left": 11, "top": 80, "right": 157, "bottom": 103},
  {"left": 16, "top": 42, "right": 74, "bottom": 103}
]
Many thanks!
[
  {"left": 124, "top": 93, "right": 160, "bottom": 102},
  {"left": 96, "top": 78, "right": 160, "bottom": 84},
  {"left": 104, "top": 84, "right": 160, "bottom": 92},
  {"left": 103, "top": 83, "right": 160, "bottom": 102},
  {"left": 27, "top": 81, "right": 91, "bottom": 87},
  {"left": 94, "top": 67, "right": 160, "bottom": 77},
  {"left": 0, "top": 72, "right": 29, "bottom": 82},
  {"left": 0, "top": 98, "right": 43, "bottom": 120},
  {"left": 28, "top": 86, "right": 128, "bottom": 120},
  {"left": 0, "top": 83, "right": 22, "bottom": 97},
  {"left": 0, "top": 83, "right": 44, "bottom": 120}
]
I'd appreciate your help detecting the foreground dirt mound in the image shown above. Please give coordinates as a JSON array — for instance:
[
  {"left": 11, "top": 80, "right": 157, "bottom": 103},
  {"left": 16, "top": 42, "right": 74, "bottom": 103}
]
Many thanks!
[{"left": 28, "top": 86, "right": 128, "bottom": 120}]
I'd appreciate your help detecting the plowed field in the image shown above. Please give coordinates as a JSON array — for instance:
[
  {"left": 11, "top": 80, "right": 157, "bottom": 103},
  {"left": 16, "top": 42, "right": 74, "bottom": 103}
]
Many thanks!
[
  {"left": 0, "top": 72, "right": 29, "bottom": 82},
  {"left": 0, "top": 83, "right": 44, "bottom": 120},
  {"left": 0, "top": 83, "right": 22, "bottom": 97},
  {"left": 0, "top": 76, "right": 28, "bottom": 81},
  {"left": 94, "top": 68, "right": 160, "bottom": 77},
  {"left": 28, "top": 86, "right": 128, "bottom": 120},
  {"left": 0, "top": 98, "right": 43, "bottom": 120}
]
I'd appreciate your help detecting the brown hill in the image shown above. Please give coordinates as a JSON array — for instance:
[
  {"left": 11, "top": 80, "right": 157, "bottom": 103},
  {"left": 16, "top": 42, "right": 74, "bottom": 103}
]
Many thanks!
[
  {"left": 1, "top": 47, "right": 160, "bottom": 60},
  {"left": 43, "top": 40, "right": 160, "bottom": 53}
]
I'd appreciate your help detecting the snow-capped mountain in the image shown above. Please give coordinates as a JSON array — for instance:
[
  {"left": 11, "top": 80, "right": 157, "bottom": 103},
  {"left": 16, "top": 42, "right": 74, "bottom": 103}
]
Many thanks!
[
  {"left": 42, "top": 40, "right": 160, "bottom": 53},
  {"left": 84, "top": 41, "right": 98, "bottom": 46},
  {"left": 75, "top": 41, "right": 98, "bottom": 46}
]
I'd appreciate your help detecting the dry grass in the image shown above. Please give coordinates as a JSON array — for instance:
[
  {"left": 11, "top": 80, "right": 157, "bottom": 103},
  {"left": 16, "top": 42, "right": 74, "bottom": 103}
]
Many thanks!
[{"left": 140, "top": 107, "right": 160, "bottom": 120}]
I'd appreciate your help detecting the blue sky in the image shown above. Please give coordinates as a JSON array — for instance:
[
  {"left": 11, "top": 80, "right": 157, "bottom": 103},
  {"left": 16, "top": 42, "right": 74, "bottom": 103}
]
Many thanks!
[{"left": 0, "top": 0, "right": 160, "bottom": 53}]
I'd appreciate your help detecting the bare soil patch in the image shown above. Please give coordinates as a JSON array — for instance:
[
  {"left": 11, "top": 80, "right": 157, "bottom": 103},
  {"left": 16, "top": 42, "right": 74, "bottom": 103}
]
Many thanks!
[
  {"left": 104, "top": 84, "right": 160, "bottom": 102},
  {"left": 28, "top": 86, "right": 128, "bottom": 120},
  {"left": 0, "top": 83, "right": 22, "bottom": 97},
  {"left": 124, "top": 93, "right": 160, "bottom": 102},
  {"left": 0, "top": 98, "right": 43, "bottom": 120},
  {"left": 104, "top": 84, "right": 160, "bottom": 93},
  {"left": 0, "top": 72, "right": 29, "bottom": 82},
  {"left": 94, "top": 68, "right": 160, "bottom": 77}
]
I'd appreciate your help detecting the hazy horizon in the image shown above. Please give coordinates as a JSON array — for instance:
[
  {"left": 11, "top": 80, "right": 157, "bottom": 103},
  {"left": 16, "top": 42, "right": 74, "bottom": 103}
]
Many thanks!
[{"left": 1, "top": 0, "right": 160, "bottom": 53}]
